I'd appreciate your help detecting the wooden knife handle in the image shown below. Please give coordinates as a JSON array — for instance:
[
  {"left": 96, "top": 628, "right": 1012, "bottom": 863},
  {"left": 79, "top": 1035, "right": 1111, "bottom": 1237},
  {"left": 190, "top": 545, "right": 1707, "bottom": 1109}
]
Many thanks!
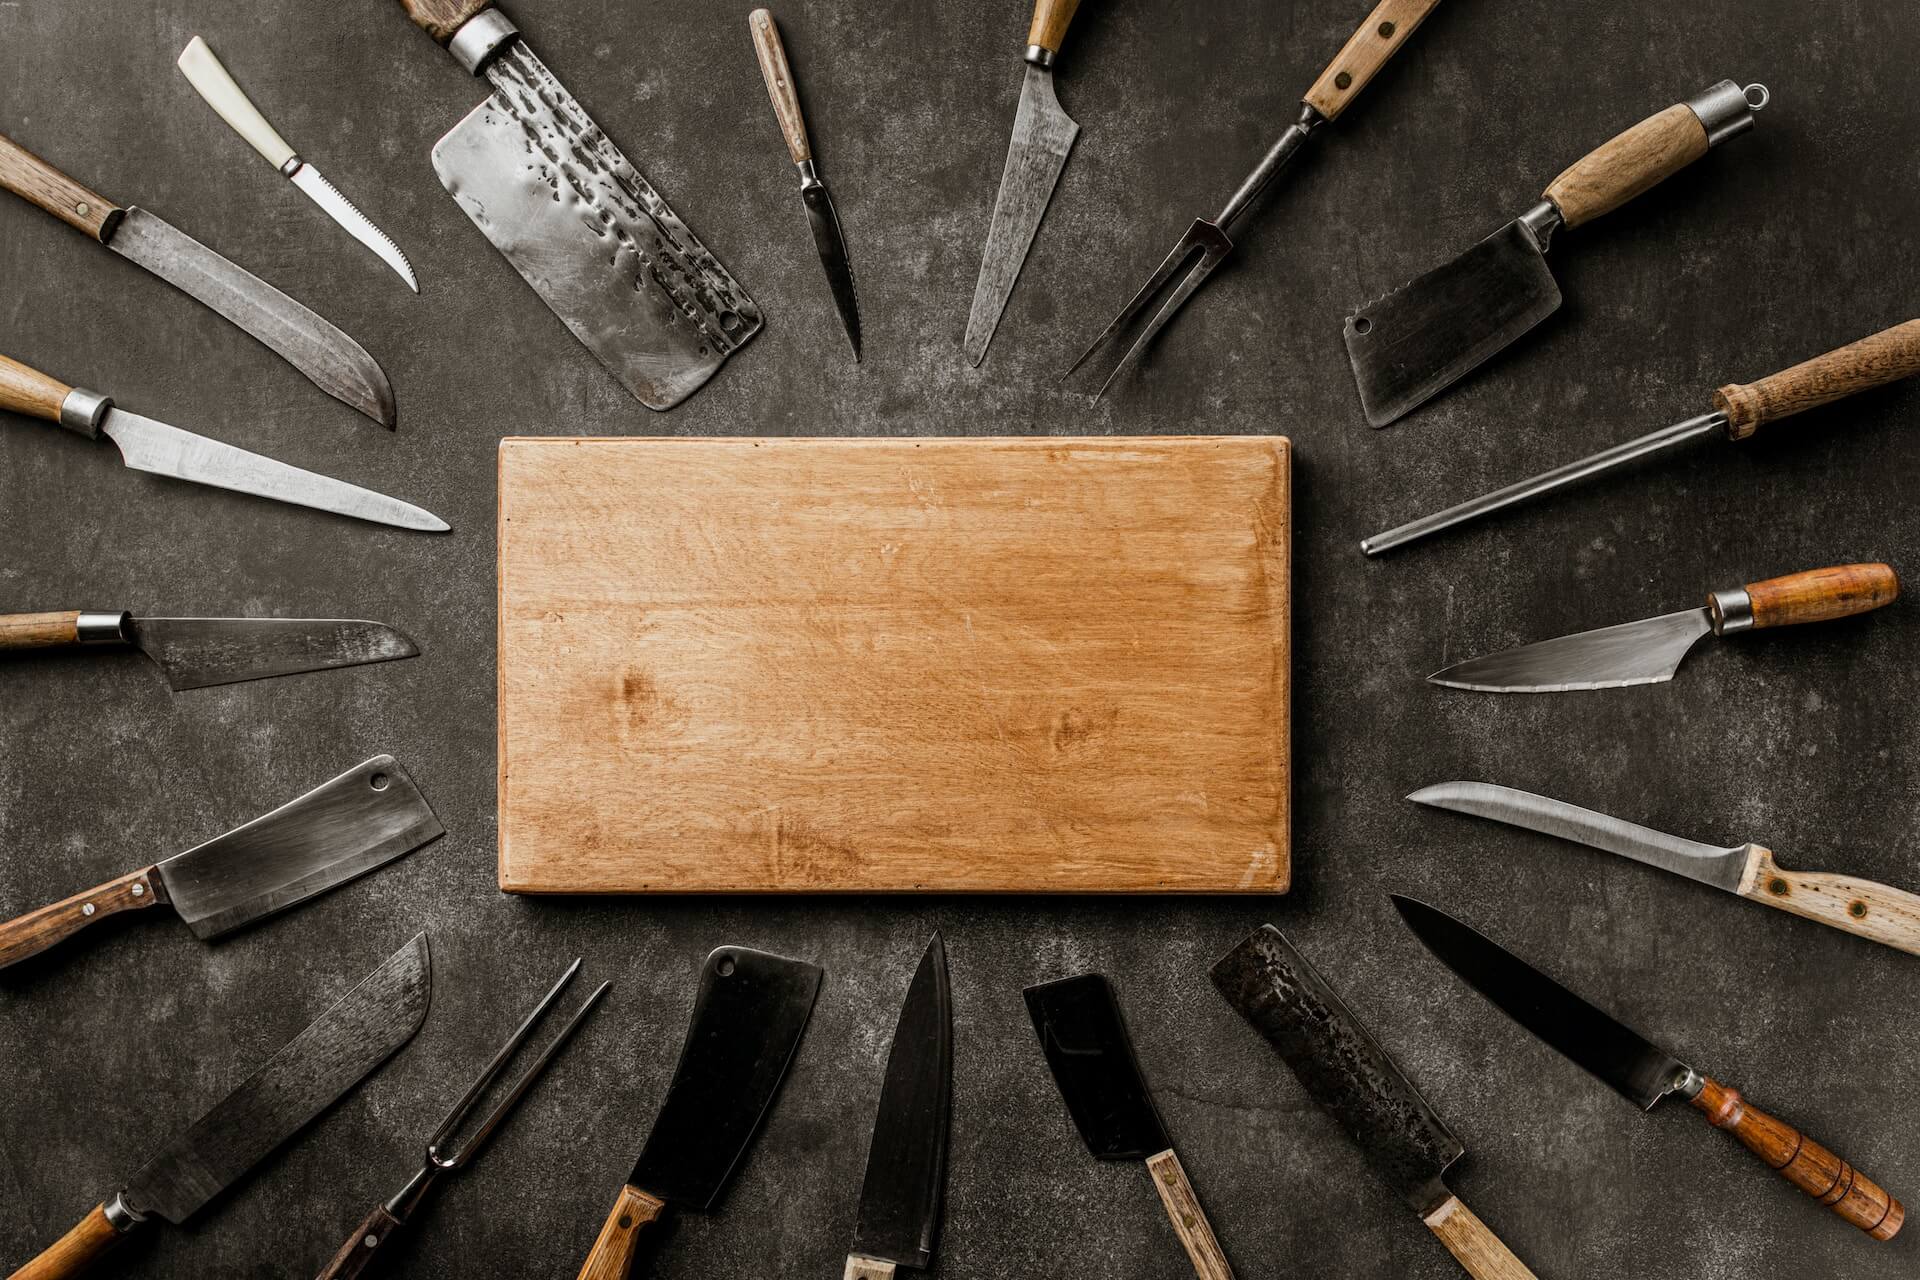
[
  {"left": 1715, "top": 319, "right": 1920, "bottom": 438},
  {"left": 1303, "top": 0, "right": 1445, "bottom": 122},
  {"left": 313, "top": 1203, "right": 407, "bottom": 1280},
  {"left": 395, "top": 0, "right": 496, "bottom": 45},
  {"left": 8, "top": 1204, "right": 131, "bottom": 1280},
  {"left": 0, "top": 134, "right": 121, "bottom": 241},
  {"left": 0, "top": 612, "right": 85, "bottom": 650},
  {"left": 843, "top": 1257, "right": 897, "bottom": 1279},
  {"left": 1145, "top": 1149, "right": 1235, "bottom": 1280},
  {"left": 1422, "top": 1196, "right": 1537, "bottom": 1280},
  {"left": 0, "top": 868, "right": 165, "bottom": 970},
  {"left": 0, "top": 354, "right": 76, "bottom": 423},
  {"left": 1026, "top": 0, "right": 1083, "bottom": 57},
  {"left": 1720, "top": 564, "right": 1900, "bottom": 630},
  {"left": 574, "top": 1185, "right": 668, "bottom": 1280},
  {"left": 1738, "top": 846, "right": 1920, "bottom": 957},
  {"left": 749, "top": 10, "right": 812, "bottom": 165},
  {"left": 1544, "top": 100, "right": 1710, "bottom": 230},
  {"left": 1693, "top": 1077, "right": 1904, "bottom": 1239}
]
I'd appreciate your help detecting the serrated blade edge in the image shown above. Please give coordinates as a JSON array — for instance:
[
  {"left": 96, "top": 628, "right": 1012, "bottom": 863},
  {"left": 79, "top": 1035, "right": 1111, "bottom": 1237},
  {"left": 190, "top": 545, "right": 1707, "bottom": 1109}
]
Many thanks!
[{"left": 291, "top": 164, "right": 418, "bottom": 292}]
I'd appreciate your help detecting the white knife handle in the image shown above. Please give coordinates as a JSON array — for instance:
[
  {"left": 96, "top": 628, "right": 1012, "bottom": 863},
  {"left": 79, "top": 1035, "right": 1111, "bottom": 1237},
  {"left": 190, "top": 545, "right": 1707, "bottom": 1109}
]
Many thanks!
[
  {"left": 177, "top": 36, "right": 297, "bottom": 170},
  {"left": 1739, "top": 847, "right": 1920, "bottom": 957}
]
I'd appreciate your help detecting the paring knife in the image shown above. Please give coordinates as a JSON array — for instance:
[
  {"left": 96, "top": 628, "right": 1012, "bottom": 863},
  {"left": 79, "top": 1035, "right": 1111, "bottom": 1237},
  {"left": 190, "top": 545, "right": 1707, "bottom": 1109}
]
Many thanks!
[
  {"left": 0, "top": 756, "right": 442, "bottom": 971},
  {"left": 1394, "top": 896, "right": 1905, "bottom": 1240},
  {"left": 1026, "top": 974, "right": 1237, "bottom": 1280},
  {"left": 1211, "top": 927, "right": 1535, "bottom": 1279},
  {"left": 1345, "top": 79, "right": 1769, "bottom": 427},
  {"left": 1410, "top": 782, "right": 1920, "bottom": 959},
  {"left": 177, "top": 37, "right": 418, "bottom": 292},
  {"left": 1428, "top": 563, "right": 1898, "bottom": 693},
  {"left": 575, "top": 946, "right": 822, "bottom": 1280},
  {"left": 0, "top": 611, "right": 417, "bottom": 690},
  {"left": 0, "top": 131, "right": 395, "bottom": 427},
  {"left": 7, "top": 933, "right": 432, "bottom": 1279},
  {"left": 749, "top": 9, "right": 861, "bottom": 361}
]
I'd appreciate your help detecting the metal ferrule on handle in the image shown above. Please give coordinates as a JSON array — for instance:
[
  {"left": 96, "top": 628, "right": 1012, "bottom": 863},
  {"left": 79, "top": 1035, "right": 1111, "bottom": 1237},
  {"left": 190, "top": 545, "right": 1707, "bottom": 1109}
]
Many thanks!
[
  {"left": 102, "top": 1192, "right": 144, "bottom": 1231},
  {"left": 796, "top": 157, "right": 823, "bottom": 190},
  {"left": 1023, "top": 45, "right": 1056, "bottom": 68},
  {"left": 58, "top": 386, "right": 110, "bottom": 437},
  {"left": 449, "top": 9, "right": 519, "bottom": 75},
  {"left": 1709, "top": 587, "right": 1756, "bottom": 635},
  {"left": 1688, "top": 81, "right": 1770, "bottom": 147},
  {"left": 75, "top": 612, "right": 130, "bottom": 644}
]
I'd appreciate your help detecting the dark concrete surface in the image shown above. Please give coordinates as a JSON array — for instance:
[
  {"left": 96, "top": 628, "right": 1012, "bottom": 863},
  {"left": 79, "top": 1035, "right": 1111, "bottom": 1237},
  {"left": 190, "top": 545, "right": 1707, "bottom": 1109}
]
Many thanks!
[{"left": 4, "top": 1, "right": 1918, "bottom": 1276}]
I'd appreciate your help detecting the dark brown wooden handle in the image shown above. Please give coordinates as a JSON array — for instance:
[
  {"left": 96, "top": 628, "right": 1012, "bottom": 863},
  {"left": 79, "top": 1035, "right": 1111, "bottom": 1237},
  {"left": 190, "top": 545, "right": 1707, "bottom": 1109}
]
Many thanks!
[
  {"left": 1543, "top": 101, "right": 1709, "bottom": 230},
  {"left": 395, "top": 0, "right": 496, "bottom": 45},
  {"left": 8, "top": 1204, "right": 130, "bottom": 1280},
  {"left": 574, "top": 1185, "right": 668, "bottom": 1280},
  {"left": 1693, "top": 1077, "right": 1904, "bottom": 1239},
  {"left": 0, "top": 867, "right": 165, "bottom": 970},
  {"left": 1422, "top": 1196, "right": 1539, "bottom": 1280},
  {"left": 0, "top": 133, "right": 120, "bottom": 241},
  {"left": 313, "top": 1203, "right": 406, "bottom": 1280},
  {"left": 1715, "top": 320, "right": 1920, "bottom": 439},
  {"left": 0, "top": 354, "right": 75, "bottom": 423},
  {"left": 1026, "top": 0, "right": 1083, "bottom": 56},
  {"left": 1739, "top": 564, "right": 1899, "bottom": 630},
  {"left": 1144, "top": 1149, "right": 1235, "bottom": 1279},
  {"left": 1303, "top": 0, "right": 1446, "bottom": 122},
  {"left": 749, "top": 10, "right": 811, "bottom": 165},
  {"left": 0, "top": 612, "right": 85, "bottom": 651}
]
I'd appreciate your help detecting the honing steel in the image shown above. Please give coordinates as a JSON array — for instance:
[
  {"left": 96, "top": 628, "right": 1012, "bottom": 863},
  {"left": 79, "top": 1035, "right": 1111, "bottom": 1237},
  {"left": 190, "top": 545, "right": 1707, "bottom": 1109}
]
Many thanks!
[
  {"left": 1410, "top": 782, "right": 1920, "bottom": 958},
  {"left": 0, "top": 353, "right": 447, "bottom": 531},
  {"left": 387, "top": 0, "right": 760, "bottom": 410},
  {"left": 6, "top": 934, "right": 431, "bottom": 1280},
  {"left": 749, "top": 9, "right": 861, "bottom": 361},
  {"left": 1212, "top": 926, "right": 1534, "bottom": 1279},
  {"left": 1393, "top": 896, "right": 1905, "bottom": 1240},
  {"left": 1068, "top": 0, "right": 1445, "bottom": 398},
  {"left": 1365, "top": 319, "right": 1920, "bottom": 554},
  {"left": 1344, "top": 79, "right": 1769, "bottom": 427},
  {"left": 1428, "top": 563, "right": 1898, "bottom": 693},
  {"left": 0, "top": 756, "right": 442, "bottom": 970},
  {"left": 315, "top": 959, "right": 608, "bottom": 1279},
  {"left": 575, "top": 946, "right": 822, "bottom": 1279},
  {"left": 1026, "top": 974, "right": 1237, "bottom": 1279},
  {"left": 844, "top": 936, "right": 952, "bottom": 1280},
  {"left": 177, "top": 37, "right": 418, "bottom": 292},
  {"left": 0, "top": 131, "right": 395, "bottom": 426},
  {"left": 0, "top": 611, "right": 417, "bottom": 690}
]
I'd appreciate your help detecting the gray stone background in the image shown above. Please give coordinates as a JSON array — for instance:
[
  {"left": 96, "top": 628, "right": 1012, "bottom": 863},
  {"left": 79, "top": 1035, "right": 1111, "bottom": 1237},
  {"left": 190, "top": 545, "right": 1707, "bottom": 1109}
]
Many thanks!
[{"left": 3, "top": 0, "right": 1917, "bottom": 1276}]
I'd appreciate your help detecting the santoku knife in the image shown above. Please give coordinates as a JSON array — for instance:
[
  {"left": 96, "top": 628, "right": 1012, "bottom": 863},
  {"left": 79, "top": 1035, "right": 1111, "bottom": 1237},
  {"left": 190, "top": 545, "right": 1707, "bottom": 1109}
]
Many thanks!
[{"left": 0, "top": 611, "right": 417, "bottom": 690}]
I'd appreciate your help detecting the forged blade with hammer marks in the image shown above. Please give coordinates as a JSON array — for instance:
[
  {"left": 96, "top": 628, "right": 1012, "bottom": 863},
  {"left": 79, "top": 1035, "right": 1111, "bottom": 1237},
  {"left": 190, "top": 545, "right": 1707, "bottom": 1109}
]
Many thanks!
[{"left": 0, "top": 610, "right": 418, "bottom": 691}]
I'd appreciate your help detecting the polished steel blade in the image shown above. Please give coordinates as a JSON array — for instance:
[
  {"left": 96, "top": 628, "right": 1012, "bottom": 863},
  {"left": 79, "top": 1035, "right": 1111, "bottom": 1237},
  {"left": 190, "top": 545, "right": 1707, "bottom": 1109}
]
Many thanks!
[
  {"left": 1428, "top": 607, "right": 1712, "bottom": 693},
  {"left": 851, "top": 935, "right": 952, "bottom": 1269},
  {"left": 289, "top": 164, "right": 419, "bottom": 293},
  {"left": 801, "top": 178, "right": 861, "bottom": 359},
  {"left": 1024, "top": 973, "right": 1169, "bottom": 1161},
  {"left": 130, "top": 616, "right": 418, "bottom": 690}
]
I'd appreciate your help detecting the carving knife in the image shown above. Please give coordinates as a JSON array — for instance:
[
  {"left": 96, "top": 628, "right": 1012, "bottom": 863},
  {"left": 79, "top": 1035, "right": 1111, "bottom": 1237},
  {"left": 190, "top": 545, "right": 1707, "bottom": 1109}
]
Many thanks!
[
  {"left": 1393, "top": 895, "right": 1906, "bottom": 1239},
  {"left": 575, "top": 946, "right": 822, "bottom": 1279},
  {"left": 1344, "top": 80, "right": 1769, "bottom": 427},
  {"left": 1428, "top": 563, "right": 1898, "bottom": 693},
  {"left": 1211, "top": 926, "right": 1535, "bottom": 1279},
  {"left": 6, "top": 933, "right": 432, "bottom": 1279},
  {"left": 1026, "top": 973, "right": 1237, "bottom": 1279},
  {"left": 0, "top": 756, "right": 443, "bottom": 970},
  {"left": 0, "top": 611, "right": 417, "bottom": 690}
]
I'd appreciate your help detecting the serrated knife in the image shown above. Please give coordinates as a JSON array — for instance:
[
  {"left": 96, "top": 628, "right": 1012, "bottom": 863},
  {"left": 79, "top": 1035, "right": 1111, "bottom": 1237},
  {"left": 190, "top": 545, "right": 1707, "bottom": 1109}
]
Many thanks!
[{"left": 0, "top": 611, "right": 417, "bottom": 690}]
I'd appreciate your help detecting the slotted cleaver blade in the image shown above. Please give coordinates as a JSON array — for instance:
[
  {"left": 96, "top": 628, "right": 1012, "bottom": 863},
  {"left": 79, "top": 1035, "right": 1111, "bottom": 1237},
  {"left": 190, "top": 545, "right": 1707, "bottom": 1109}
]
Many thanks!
[
  {"left": 1024, "top": 973, "right": 1170, "bottom": 1161},
  {"left": 130, "top": 616, "right": 418, "bottom": 690},
  {"left": 1429, "top": 608, "right": 1713, "bottom": 693},
  {"left": 851, "top": 935, "right": 952, "bottom": 1270}
]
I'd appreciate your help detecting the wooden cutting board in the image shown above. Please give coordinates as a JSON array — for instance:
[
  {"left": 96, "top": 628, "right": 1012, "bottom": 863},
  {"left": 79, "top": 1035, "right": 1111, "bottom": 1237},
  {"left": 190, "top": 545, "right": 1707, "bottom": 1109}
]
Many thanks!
[{"left": 497, "top": 436, "right": 1290, "bottom": 893}]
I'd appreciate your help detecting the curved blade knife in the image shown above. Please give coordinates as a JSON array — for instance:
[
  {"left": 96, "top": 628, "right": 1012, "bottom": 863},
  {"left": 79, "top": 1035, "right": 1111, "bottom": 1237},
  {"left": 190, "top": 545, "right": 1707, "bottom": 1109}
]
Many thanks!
[{"left": 0, "top": 610, "right": 417, "bottom": 690}]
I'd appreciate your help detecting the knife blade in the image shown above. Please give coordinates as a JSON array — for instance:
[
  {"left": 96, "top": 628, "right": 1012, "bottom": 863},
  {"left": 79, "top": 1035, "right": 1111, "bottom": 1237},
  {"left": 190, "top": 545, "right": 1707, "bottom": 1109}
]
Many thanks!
[
  {"left": 9, "top": 933, "right": 431, "bottom": 1278},
  {"left": 1211, "top": 926, "right": 1536, "bottom": 1279},
  {"left": 1025, "top": 973, "right": 1237, "bottom": 1280},
  {"left": 0, "top": 755, "right": 443, "bottom": 970},
  {"left": 0, "top": 610, "right": 417, "bottom": 690},
  {"left": 1393, "top": 896, "right": 1905, "bottom": 1239},
  {"left": 1428, "top": 563, "right": 1899, "bottom": 693},
  {"left": 1345, "top": 80, "right": 1768, "bottom": 427},
  {"left": 575, "top": 946, "right": 822, "bottom": 1280}
]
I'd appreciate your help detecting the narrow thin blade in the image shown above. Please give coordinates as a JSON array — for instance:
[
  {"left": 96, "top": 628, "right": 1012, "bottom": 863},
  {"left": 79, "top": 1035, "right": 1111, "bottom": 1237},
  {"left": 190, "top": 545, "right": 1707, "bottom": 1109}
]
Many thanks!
[
  {"left": 131, "top": 616, "right": 418, "bottom": 690},
  {"left": 1024, "top": 973, "right": 1169, "bottom": 1161},
  {"left": 119, "top": 932, "right": 431, "bottom": 1224},
  {"left": 1068, "top": 220, "right": 1231, "bottom": 397},
  {"left": 801, "top": 180, "right": 861, "bottom": 359},
  {"left": 1428, "top": 608, "right": 1712, "bottom": 693},
  {"left": 851, "top": 935, "right": 952, "bottom": 1269},
  {"left": 289, "top": 165, "right": 419, "bottom": 292}
]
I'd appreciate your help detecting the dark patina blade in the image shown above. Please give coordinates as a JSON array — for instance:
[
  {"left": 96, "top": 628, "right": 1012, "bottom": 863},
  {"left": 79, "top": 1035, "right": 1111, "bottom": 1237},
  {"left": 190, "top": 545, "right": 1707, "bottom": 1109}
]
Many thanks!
[
  {"left": 801, "top": 180, "right": 861, "bottom": 360},
  {"left": 131, "top": 616, "right": 419, "bottom": 690},
  {"left": 1024, "top": 973, "right": 1170, "bottom": 1160}
]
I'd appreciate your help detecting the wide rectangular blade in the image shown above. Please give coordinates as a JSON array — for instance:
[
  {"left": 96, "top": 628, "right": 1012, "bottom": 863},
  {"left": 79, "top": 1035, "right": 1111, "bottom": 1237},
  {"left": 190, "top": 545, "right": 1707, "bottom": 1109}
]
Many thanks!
[
  {"left": 288, "top": 164, "right": 418, "bottom": 292},
  {"left": 1024, "top": 973, "right": 1169, "bottom": 1161},
  {"left": 801, "top": 180, "right": 862, "bottom": 359},
  {"left": 131, "top": 616, "right": 418, "bottom": 690},
  {"left": 1428, "top": 608, "right": 1712, "bottom": 693},
  {"left": 851, "top": 935, "right": 952, "bottom": 1269}
]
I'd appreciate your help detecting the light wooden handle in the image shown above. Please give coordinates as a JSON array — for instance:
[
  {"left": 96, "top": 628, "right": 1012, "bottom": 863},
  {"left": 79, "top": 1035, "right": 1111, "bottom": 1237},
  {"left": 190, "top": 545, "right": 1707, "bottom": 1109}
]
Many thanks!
[
  {"left": 7, "top": 1204, "right": 129, "bottom": 1280},
  {"left": 0, "top": 354, "right": 75, "bottom": 423},
  {"left": 1715, "top": 320, "right": 1920, "bottom": 438},
  {"left": 178, "top": 37, "right": 297, "bottom": 170},
  {"left": 1543, "top": 102, "right": 1708, "bottom": 230},
  {"left": 1303, "top": 0, "right": 1445, "bottom": 121},
  {"left": 749, "top": 10, "right": 811, "bottom": 165},
  {"left": 574, "top": 1185, "right": 668, "bottom": 1280},
  {"left": 1740, "top": 847, "right": 1920, "bottom": 957},
  {"left": 1422, "top": 1196, "right": 1537, "bottom": 1280},
  {"left": 0, "top": 134, "right": 120, "bottom": 241},
  {"left": 0, "top": 868, "right": 165, "bottom": 970},
  {"left": 0, "top": 612, "right": 85, "bottom": 650},
  {"left": 395, "top": 0, "right": 495, "bottom": 44},
  {"left": 843, "top": 1257, "right": 897, "bottom": 1280},
  {"left": 1145, "top": 1149, "right": 1235, "bottom": 1279},
  {"left": 313, "top": 1203, "right": 407, "bottom": 1280},
  {"left": 1733, "top": 564, "right": 1900, "bottom": 630},
  {"left": 1026, "top": 0, "right": 1083, "bottom": 56}
]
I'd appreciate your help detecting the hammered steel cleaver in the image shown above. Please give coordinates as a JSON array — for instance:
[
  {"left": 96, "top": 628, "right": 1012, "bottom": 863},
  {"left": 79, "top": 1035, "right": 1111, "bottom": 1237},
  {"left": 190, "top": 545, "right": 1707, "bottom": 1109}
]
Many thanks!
[{"left": 0, "top": 610, "right": 417, "bottom": 690}]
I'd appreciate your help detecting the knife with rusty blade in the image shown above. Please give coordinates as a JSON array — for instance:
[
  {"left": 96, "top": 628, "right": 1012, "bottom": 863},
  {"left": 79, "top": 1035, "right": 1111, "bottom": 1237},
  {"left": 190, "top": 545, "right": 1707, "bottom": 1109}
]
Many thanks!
[{"left": 0, "top": 611, "right": 417, "bottom": 690}]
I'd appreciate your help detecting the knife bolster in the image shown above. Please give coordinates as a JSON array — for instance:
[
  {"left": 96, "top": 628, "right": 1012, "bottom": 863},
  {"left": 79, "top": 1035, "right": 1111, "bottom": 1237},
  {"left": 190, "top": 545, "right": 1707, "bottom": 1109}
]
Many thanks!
[
  {"left": 447, "top": 7, "right": 518, "bottom": 74},
  {"left": 58, "top": 386, "right": 110, "bottom": 437},
  {"left": 1707, "top": 587, "right": 1754, "bottom": 635},
  {"left": 1686, "top": 80, "right": 1768, "bottom": 147},
  {"left": 102, "top": 1193, "right": 143, "bottom": 1231}
]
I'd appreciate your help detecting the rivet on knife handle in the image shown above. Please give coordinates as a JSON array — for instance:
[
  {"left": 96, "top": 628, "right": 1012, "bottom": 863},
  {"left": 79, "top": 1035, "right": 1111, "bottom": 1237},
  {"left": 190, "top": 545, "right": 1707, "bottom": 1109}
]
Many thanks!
[
  {"left": 1544, "top": 80, "right": 1768, "bottom": 230},
  {"left": 1716, "top": 318, "right": 1920, "bottom": 437},
  {"left": 1708, "top": 563, "right": 1900, "bottom": 634},
  {"left": 575, "top": 1185, "right": 668, "bottom": 1280},
  {"left": 1421, "top": 1197, "right": 1537, "bottom": 1280},
  {"left": 0, "top": 132, "right": 122, "bottom": 240},
  {"left": 0, "top": 868, "right": 166, "bottom": 970},
  {"left": 1304, "top": 0, "right": 1445, "bottom": 121}
]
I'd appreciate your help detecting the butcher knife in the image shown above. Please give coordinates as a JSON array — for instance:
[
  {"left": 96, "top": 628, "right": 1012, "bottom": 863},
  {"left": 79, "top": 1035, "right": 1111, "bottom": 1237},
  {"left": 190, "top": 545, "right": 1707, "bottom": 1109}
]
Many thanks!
[
  {"left": 1345, "top": 79, "right": 1769, "bottom": 426},
  {"left": 0, "top": 756, "right": 442, "bottom": 970},
  {"left": 388, "top": 0, "right": 761, "bottom": 411},
  {"left": 575, "top": 946, "right": 822, "bottom": 1279},
  {"left": 1026, "top": 973, "right": 1237, "bottom": 1279},
  {"left": 0, "top": 611, "right": 416, "bottom": 691},
  {"left": 6, "top": 933, "right": 432, "bottom": 1279},
  {"left": 1211, "top": 926, "right": 1535, "bottom": 1279},
  {"left": 1394, "top": 895, "right": 1905, "bottom": 1240},
  {"left": 1428, "top": 563, "right": 1898, "bottom": 693}
]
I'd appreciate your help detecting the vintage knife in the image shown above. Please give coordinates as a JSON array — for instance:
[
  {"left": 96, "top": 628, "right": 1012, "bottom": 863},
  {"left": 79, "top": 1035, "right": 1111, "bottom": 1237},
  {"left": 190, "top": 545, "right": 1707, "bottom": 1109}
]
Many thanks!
[
  {"left": 0, "top": 353, "right": 446, "bottom": 531},
  {"left": 1026, "top": 973, "right": 1237, "bottom": 1279},
  {"left": 1345, "top": 79, "right": 1769, "bottom": 427},
  {"left": 1394, "top": 896, "right": 1905, "bottom": 1239},
  {"left": 749, "top": 9, "right": 861, "bottom": 361},
  {"left": 389, "top": 0, "right": 761, "bottom": 411},
  {"left": 7, "top": 933, "right": 432, "bottom": 1279},
  {"left": 177, "top": 37, "right": 418, "bottom": 292},
  {"left": 575, "top": 946, "right": 822, "bottom": 1280},
  {"left": 0, "top": 756, "right": 442, "bottom": 970},
  {"left": 1428, "top": 563, "right": 1898, "bottom": 693},
  {"left": 0, "top": 132, "right": 395, "bottom": 427},
  {"left": 1211, "top": 926, "right": 1535, "bottom": 1279},
  {"left": 0, "top": 610, "right": 417, "bottom": 690}
]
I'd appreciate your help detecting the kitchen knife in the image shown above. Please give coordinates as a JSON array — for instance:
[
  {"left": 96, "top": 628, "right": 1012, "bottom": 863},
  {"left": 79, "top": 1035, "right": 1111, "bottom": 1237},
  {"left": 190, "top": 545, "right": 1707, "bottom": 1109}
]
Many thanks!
[
  {"left": 1410, "top": 781, "right": 1920, "bottom": 958},
  {"left": 1026, "top": 973, "right": 1237, "bottom": 1279},
  {"left": 1428, "top": 563, "right": 1898, "bottom": 693},
  {"left": 0, "top": 756, "right": 442, "bottom": 970},
  {"left": 7, "top": 933, "right": 432, "bottom": 1280},
  {"left": 177, "top": 37, "right": 418, "bottom": 292},
  {"left": 749, "top": 9, "right": 861, "bottom": 361},
  {"left": 1345, "top": 79, "right": 1769, "bottom": 427},
  {"left": 1211, "top": 926, "right": 1534, "bottom": 1279},
  {"left": 390, "top": 0, "right": 760, "bottom": 411},
  {"left": 0, "top": 353, "right": 447, "bottom": 531},
  {"left": 0, "top": 611, "right": 417, "bottom": 690},
  {"left": 845, "top": 935, "right": 951, "bottom": 1279},
  {"left": 0, "top": 131, "right": 395, "bottom": 427},
  {"left": 575, "top": 946, "right": 822, "bottom": 1279},
  {"left": 1393, "top": 895, "right": 1905, "bottom": 1239}
]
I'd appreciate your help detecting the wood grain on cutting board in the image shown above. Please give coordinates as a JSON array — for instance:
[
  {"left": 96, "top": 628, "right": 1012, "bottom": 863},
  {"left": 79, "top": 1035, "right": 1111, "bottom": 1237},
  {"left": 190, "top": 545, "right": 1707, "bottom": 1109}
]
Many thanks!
[{"left": 497, "top": 436, "right": 1290, "bottom": 893}]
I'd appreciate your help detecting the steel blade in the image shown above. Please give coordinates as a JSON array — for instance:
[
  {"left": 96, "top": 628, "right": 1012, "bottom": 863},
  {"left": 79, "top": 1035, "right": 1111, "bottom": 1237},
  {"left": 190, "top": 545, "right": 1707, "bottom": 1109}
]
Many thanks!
[
  {"left": 851, "top": 935, "right": 952, "bottom": 1269},
  {"left": 288, "top": 164, "right": 418, "bottom": 293},
  {"left": 1428, "top": 608, "right": 1712, "bottom": 693},
  {"left": 1024, "top": 973, "right": 1169, "bottom": 1161},
  {"left": 118, "top": 932, "right": 431, "bottom": 1224},
  {"left": 801, "top": 179, "right": 862, "bottom": 359},
  {"left": 131, "top": 616, "right": 419, "bottom": 690}
]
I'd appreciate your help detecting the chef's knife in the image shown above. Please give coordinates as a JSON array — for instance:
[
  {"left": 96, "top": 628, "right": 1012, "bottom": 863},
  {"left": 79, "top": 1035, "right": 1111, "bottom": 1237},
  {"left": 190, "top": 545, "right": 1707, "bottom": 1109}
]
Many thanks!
[
  {"left": 1211, "top": 926, "right": 1534, "bottom": 1279},
  {"left": 575, "top": 946, "right": 822, "bottom": 1279},
  {"left": 1428, "top": 563, "right": 1898, "bottom": 693},
  {"left": 1393, "top": 895, "right": 1904, "bottom": 1239},
  {"left": 0, "top": 132, "right": 395, "bottom": 427},
  {"left": 0, "top": 756, "right": 442, "bottom": 970},
  {"left": 1345, "top": 79, "right": 1769, "bottom": 427},
  {"left": 7, "top": 933, "right": 431, "bottom": 1280},
  {"left": 1026, "top": 974, "right": 1237, "bottom": 1279},
  {"left": 0, "top": 611, "right": 417, "bottom": 690}
]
